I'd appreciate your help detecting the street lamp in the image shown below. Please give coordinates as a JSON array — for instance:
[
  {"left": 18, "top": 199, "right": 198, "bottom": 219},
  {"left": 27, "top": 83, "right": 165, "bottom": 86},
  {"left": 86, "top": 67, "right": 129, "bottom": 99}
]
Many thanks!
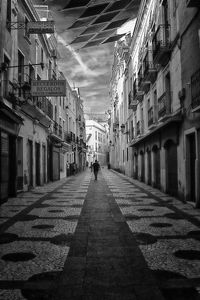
[
  {"left": 120, "top": 123, "right": 125, "bottom": 134},
  {"left": 120, "top": 123, "right": 129, "bottom": 135}
]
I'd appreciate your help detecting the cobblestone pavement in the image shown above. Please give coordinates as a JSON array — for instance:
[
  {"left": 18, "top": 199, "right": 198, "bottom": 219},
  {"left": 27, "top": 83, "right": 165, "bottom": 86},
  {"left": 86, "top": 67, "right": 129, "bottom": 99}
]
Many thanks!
[{"left": 0, "top": 169, "right": 200, "bottom": 299}]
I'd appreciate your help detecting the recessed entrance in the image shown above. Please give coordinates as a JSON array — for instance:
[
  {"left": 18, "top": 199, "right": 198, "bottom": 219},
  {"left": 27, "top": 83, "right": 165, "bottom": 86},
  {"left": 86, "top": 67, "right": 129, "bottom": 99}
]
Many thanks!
[{"left": 165, "top": 140, "right": 178, "bottom": 197}]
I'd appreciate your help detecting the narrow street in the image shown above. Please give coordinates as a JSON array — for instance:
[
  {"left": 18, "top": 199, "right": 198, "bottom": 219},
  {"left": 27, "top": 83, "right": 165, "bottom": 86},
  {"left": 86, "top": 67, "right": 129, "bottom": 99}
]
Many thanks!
[{"left": 0, "top": 169, "right": 200, "bottom": 299}]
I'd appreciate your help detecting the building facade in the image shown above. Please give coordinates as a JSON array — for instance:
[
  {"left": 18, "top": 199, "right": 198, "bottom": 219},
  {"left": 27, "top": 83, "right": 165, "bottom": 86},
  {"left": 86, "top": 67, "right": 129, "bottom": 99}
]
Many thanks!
[
  {"left": 86, "top": 120, "right": 107, "bottom": 166},
  {"left": 109, "top": 0, "right": 200, "bottom": 207},
  {"left": 0, "top": 0, "right": 86, "bottom": 203}
]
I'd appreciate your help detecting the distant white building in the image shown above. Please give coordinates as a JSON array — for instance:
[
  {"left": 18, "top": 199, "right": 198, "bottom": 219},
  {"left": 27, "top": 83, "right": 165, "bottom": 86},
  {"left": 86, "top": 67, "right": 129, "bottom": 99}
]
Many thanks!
[{"left": 86, "top": 120, "right": 107, "bottom": 166}]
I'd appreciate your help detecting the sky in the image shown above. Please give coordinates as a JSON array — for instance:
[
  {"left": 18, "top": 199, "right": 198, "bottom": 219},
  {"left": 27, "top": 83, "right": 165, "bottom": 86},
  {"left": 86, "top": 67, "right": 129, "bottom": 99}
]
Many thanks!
[{"left": 34, "top": 1, "right": 136, "bottom": 115}]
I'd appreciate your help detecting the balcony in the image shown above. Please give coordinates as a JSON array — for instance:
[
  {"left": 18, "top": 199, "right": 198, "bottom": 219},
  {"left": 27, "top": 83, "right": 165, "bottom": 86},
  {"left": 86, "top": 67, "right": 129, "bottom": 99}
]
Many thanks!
[
  {"left": 152, "top": 24, "right": 171, "bottom": 67},
  {"left": 133, "top": 79, "right": 144, "bottom": 102},
  {"left": 136, "top": 90, "right": 144, "bottom": 102},
  {"left": 138, "top": 64, "right": 150, "bottom": 94},
  {"left": 53, "top": 122, "right": 62, "bottom": 138},
  {"left": 143, "top": 52, "right": 157, "bottom": 84},
  {"left": 64, "top": 132, "right": 72, "bottom": 143},
  {"left": 71, "top": 132, "right": 75, "bottom": 143},
  {"left": 158, "top": 92, "right": 171, "bottom": 120},
  {"left": 113, "top": 118, "right": 119, "bottom": 131},
  {"left": 148, "top": 107, "right": 154, "bottom": 127},
  {"left": 191, "top": 68, "right": 200, "bottom": 112},
  {"left": 136, "top": 121, "right": 143, "bottom": 136},
  {"left": 36, "top": 97, "right": 53, "bottom": 119},
  {"left": 58, "top": 125, "right": 62, "bottom": 138},
  {"left": 128, "top": 91, "right": 137, "bottom": 111},
  {"left": 137, "top": 66, "right": 143, "bottom": 90},
  {"left": 53, "top": 122, "right": 58, "bottom": 135}
]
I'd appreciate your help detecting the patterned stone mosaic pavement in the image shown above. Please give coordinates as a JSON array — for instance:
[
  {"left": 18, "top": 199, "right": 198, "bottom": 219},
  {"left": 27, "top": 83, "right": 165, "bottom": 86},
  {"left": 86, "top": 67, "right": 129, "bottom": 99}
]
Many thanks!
[
  {"left": 104, "top": 170, "right": 200, "bottom": 299},
  {"left": 0, "top": 174, "right": 90, "bottom": 299},
  {"left": 0, "top": 169, "right": 200, "bottom": 299}
]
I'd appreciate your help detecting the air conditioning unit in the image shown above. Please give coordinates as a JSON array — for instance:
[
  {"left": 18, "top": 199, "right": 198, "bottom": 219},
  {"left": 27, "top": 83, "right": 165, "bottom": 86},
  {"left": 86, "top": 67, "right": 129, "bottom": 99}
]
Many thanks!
[{"left": 186, "top": 0, "right": 200, "bottom": 7}]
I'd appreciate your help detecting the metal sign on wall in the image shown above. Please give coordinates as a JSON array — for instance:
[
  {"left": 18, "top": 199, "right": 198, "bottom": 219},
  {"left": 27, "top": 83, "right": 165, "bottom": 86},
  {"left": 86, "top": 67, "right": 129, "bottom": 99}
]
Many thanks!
[
  {"left": 31, "top": 80, "right": 66, "bottom": 97},
  {"left": 27, "top": 21, "right": 55, "bottom": 34}
]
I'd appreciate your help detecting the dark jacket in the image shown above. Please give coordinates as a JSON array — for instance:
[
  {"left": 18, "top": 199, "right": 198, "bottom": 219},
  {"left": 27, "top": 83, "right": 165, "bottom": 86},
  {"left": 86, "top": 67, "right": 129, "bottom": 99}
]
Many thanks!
[{"left": 93, "top": 162, "right": 100, "bottom": 172}]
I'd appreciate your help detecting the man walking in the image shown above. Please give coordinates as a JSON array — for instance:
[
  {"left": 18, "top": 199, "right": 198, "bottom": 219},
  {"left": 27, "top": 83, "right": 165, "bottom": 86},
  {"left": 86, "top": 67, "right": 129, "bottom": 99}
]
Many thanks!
[{"left": 93, "top": 160, "right": 100, "bottom": 180}]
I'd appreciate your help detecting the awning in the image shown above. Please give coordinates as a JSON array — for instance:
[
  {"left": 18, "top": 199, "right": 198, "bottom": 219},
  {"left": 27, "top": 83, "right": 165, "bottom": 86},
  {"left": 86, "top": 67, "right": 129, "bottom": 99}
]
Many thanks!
[{"left": 34, "top": 0, "right": 141, "bottom": 49}]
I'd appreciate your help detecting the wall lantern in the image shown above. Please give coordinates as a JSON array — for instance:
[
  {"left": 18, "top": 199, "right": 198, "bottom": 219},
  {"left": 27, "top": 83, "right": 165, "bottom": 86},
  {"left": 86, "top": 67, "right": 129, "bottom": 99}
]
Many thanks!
[{"left": 120, "top": 123, "right": 125, "bottom": 134}]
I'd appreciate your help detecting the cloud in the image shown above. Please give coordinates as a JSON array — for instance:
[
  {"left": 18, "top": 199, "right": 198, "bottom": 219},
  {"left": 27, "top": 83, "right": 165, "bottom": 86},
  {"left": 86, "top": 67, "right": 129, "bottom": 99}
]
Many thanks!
[{"left": 57, "top": 35, "right": 101, "bottom": 77}]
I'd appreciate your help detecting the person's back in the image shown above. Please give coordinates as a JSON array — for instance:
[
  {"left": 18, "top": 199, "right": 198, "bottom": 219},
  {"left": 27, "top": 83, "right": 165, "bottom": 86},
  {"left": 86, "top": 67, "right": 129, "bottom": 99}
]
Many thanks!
[
  {"left": 93, "top": 160, "right": 100, "bottom": 180},
  {"left": 93, "top": 162, "right": 99, "bottom": 172}
]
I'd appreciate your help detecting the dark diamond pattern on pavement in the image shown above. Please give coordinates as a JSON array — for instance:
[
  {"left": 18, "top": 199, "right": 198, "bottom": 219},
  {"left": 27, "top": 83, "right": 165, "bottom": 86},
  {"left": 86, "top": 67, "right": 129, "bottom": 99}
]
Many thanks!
[{"left": 0, "top": 170, "right": 200, "bottom": 299}]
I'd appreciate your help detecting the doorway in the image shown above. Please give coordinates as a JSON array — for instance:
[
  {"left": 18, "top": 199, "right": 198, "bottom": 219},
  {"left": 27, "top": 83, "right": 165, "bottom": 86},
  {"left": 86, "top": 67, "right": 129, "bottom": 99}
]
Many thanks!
[
  {"left": 35, "top": 142, "right": 40, "bottom": 186},
  {"left": 27, "top": 140, "right": 33, "bottom": 188},
  {"left": 140, "top": 151, "right": 145, "bottom": 182},
  {"left": 17, "top": 137, "right": 23, "bottom": 190},
  {"left": 42, "top": 145, "right": 46, "bottom": 185},
  {"left": 153, "top": 145, "right": 160, "bottom": 189},
  {"left": 187, "top": 133, "right": 196, "bottom": 202},
  {"left": 147, "top": 150, "right": 152, "bottom": 185},
  {"left": 165, "top": 140, "right": 178, "bottom": 196}
]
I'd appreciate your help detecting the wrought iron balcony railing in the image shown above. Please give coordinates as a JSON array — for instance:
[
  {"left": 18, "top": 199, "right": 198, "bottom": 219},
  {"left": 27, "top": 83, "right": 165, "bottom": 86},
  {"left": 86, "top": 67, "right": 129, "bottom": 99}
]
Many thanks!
[
  {"left": 136, "top": 121, "right": 140, "bottom": 136},
  {"left": 128, "top": 91, "right": 137, "bottom": 111},
  {"left": 152, "top": 24, "right": 171, "bottom": 66},
  {"left": 143, "top": 51, "right": 157, "bottom": 83},
  {"left": 158, "top": 91, "right": 171, "bottom": 119},
  {"left": 148, "top": 107, "right": 154, "bottom": 127}
]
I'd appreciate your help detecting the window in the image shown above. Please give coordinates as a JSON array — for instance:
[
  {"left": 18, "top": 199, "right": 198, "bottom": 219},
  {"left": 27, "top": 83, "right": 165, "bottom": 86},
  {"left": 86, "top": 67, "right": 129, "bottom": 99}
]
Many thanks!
[
  {"left": 95, "top": 131, "right": 97, "bottom": 140},
  {"left": 127, "top": 148, "right": 128, "bottom": 161},
  {"left": 55, "top": 106, "right": 57, "bottom": 122},
  {"left": 6, "top": 0, "right": 11, "bottom": 31},
  {"left": 131, "top": 120, "right": 134, "bottom": 139},
  {"left": 2, "top": 55, "right": 10, "bottom": 98},
  {"left": 24, "top": 16, "right": 30, "bottom": 41},
  {"left": 48, "top": 60, "right": 52, "bottom": 79},
  {"left": 41, "top": 48, "right": 44, "bottom": 64},
  {"left": 29, "top": 64, "right": 35, "bottom": 84},
  {"left": 18, "top": 51, "right": 24, "bottom": 97}
]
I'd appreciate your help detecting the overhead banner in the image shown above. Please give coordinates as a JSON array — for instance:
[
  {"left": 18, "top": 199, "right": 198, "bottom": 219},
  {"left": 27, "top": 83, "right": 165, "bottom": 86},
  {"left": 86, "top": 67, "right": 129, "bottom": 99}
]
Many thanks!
[
  {"left": 27, "top": 21, "right": 55, "bottom": 34},
  {"left": 31, "top": 80, "right": 66, "bottom": 97}
]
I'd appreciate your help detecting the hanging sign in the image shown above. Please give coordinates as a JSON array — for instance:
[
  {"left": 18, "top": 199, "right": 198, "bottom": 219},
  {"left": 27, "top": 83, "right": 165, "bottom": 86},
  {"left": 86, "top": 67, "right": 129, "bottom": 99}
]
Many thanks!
[
  {"left": 27, "top": 21, "right": 55, "bottom": 34},
  {"left": 31, "top": 80, "right": 66, "bottom": 96}
]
